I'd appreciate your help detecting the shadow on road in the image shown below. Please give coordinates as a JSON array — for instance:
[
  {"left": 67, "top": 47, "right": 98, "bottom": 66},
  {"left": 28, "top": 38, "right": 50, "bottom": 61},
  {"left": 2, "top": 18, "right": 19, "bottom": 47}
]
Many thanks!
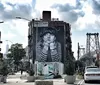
[{"left": 86, "top": 81, "right": 100, "bottom": 84}]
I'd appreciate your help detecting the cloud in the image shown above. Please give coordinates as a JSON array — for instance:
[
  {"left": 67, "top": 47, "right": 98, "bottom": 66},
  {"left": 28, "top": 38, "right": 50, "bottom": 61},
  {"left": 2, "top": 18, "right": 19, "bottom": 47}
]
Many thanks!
[
  {"left": 51, "top": 0, "right": 85, "bottom": 11},
  {"left": 0, "top": 0, "right": 36, "bottom": 21},
  {"left": 51, "top": 0, "right": 86, "bottom": 24},
  {"left": 60, "top": 11, "right": 78, "bottom": 23},
  {"left": 52, "top": 4, "right": 74, "bottom": 12},
  {"left": 95, "top": 20, "right": 100, "bottom": 28},
  {"left": 75, "top": 0, "right": 86, "bottom": 9},
  {"left": 0, "top": 2, "right": 5, "bottom": 11},
  {"left": 90, "top": 0, "right": 100, "bottom": 15}
]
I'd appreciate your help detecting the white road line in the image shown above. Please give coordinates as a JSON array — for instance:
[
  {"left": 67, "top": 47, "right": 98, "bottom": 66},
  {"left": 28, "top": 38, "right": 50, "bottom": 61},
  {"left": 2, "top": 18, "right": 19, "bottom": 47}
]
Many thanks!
[
  {"left": 80, "top": 80, "right": 84, "bottom": 85},
  {"left": 77, "top": 80, "right": 84, "bottom": 85},
  {"left": 77, "top": 80, "right": 81, "bottom": 85}
]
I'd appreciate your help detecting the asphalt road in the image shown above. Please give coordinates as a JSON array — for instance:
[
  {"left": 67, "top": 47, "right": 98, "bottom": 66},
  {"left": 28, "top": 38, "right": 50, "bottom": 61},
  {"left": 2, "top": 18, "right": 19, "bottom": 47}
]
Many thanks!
[
  {"left": 77, "top": 79, "right": 100, "bottom": 85},
  {"left": 3, "top": 72, "right": 100, "bottom": 85}
]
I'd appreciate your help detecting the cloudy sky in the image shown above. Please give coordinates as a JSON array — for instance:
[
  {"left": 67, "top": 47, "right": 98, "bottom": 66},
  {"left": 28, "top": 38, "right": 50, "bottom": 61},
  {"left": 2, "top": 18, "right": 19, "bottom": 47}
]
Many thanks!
[{"left": 0, "top": 0, "right": 100, "bottom": 59}]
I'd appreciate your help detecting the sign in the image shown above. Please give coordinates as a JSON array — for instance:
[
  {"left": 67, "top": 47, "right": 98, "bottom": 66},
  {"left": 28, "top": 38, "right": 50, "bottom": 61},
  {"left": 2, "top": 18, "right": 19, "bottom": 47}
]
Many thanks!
[{"left": 34, "top": 21, "right": 48, "bottom": 27}]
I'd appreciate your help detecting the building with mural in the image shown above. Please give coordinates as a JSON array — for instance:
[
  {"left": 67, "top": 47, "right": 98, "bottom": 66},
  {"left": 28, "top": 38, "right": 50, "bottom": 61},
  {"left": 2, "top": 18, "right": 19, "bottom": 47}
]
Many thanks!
[{"left": 28, "top": 11, "right": 73, "bottom": 77}]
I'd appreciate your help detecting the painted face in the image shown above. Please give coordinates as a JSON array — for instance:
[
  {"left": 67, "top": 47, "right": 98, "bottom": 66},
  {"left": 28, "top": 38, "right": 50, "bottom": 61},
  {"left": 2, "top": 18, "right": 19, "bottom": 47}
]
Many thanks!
[{"left": 43, "top": 33, "right": 56, "bottom": 43}]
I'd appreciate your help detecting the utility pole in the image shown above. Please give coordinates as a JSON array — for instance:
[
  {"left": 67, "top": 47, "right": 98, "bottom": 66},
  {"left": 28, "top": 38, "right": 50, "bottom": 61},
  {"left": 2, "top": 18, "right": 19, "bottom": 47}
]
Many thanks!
[{"left": 77, "top": 42, "right": 85, "bottom": 60}]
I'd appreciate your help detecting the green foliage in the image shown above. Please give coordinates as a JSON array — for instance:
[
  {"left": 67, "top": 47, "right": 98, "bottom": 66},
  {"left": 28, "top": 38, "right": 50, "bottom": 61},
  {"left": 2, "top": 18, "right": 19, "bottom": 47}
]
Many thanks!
[
  {"left": 77, "top": 73, "right": 84, "bottom": 79},
  {"left": 75, "top": 60, "right": 85, "bottom": 75},
  {"left": 1, "top": 65, "right": 9, "bottom": 76},
  {"left": 75, "top": 60, "right": 84, "bottom": 70},
  {"left": 7, "top": 43, "right": 26, "bottom": 65},
  {"left": 65, "top": 60, "right": 75, "bottom": 75},
  {"left": 27, "top": 68, "right": 34, "bottom": 76},
  {"left": 0, "top": 53, "right": 3, "bottom": 58},
  {"left": 95, "top": 60, "right": 99, "bottom": 67},
  {"left": 0, "top": 59, "right": 9, "bottom": 76},
  {"left": 26, "top": 62, "right": 34, "bottom": 76}
]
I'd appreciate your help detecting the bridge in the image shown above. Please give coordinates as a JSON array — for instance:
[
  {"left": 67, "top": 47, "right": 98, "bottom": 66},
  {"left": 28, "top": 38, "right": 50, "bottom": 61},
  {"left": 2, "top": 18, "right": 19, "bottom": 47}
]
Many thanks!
[{"left": 77, "top": 33, "right": 100, "bottom": 66}]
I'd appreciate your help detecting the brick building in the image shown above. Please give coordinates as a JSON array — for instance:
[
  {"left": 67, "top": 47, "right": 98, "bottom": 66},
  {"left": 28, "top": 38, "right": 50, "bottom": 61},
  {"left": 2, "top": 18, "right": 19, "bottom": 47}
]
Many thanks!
[{"left": 28, "top": 11, "right": 73, "bottom": 75}]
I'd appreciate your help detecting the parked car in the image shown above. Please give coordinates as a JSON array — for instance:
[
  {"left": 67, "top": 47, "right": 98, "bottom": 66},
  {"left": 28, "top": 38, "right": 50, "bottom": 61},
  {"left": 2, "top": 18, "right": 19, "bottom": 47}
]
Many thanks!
[{"left": 84, "top": 66, "right": 100, "bottom": 83}]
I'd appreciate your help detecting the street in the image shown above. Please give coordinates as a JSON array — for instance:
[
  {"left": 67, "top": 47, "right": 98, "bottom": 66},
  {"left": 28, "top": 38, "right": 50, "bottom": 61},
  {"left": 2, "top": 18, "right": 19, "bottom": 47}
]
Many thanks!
[
  {"left": 0, "top": 71, "right": 81, "bottom": 85},
  {"left": 1, "top": 71, "right": 100, "bottom": 85},
  {"left": 77, "top": 79, "right": 100, "bottom": 85},
  {"left": 0, "top": 71, "right": 68, "bottom": 85}
]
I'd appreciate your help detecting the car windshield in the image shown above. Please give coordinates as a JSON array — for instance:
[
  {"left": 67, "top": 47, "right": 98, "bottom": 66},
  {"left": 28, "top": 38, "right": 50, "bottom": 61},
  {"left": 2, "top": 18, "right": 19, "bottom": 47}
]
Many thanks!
[{"left": 86, "top": 68, "right": 100, "bottom": 72}]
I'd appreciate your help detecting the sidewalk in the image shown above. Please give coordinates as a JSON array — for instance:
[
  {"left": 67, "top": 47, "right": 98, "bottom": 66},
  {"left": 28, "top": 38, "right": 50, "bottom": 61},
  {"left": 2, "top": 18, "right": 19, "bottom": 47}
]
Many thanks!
[
  {"left": 6, "top": 79, "right": 67, "bottom": 85},
  {"left": 0, "top": 72, "right": 80, "bottom": 85}
]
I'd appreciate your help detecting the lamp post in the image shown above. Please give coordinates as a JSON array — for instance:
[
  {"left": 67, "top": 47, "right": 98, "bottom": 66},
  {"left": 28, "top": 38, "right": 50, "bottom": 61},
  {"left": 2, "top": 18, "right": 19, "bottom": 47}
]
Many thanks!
[
  {"left": 16, "top": 17, "right": 40, "bottom": 75},
  {"left": 16, "top": 17, "right": 31, "bottom": 21},
  {"left": 16, "top": 17, "right": 32, "bottom": 70},
  {"left": 0, "top": 21, "right": 4, "bottom": 23},
  {"left": 6, "top": 40, "right": 13, "bottom": 45},
  {"left": 5, "top": 40, "right": 14, "bottom": 60}
]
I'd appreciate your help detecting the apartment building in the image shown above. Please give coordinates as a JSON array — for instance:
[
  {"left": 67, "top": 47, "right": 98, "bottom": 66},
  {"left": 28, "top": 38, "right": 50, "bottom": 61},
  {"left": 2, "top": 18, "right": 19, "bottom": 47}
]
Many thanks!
[{"left": 28, "top": 11, "right": 73, "bottom": 75}]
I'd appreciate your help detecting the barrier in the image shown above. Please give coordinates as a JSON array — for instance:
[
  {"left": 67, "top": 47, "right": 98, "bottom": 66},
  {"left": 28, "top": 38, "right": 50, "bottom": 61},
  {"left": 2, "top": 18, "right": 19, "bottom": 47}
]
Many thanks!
[{"left": 35, "top": 80, "right": 53, "bottom": 85}]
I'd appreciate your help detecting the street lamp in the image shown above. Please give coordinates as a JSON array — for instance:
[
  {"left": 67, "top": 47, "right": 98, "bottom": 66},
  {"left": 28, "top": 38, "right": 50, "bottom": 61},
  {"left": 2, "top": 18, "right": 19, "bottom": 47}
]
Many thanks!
[
  {"left": 6, "top": 40, "right": 13, "bottom": 44},
  {"left": 16, "top": 17, "right": 31, "bottom": 21},
  {"left": 5, "top": 40, "right": 13, "bottom": 59},
  {"left": 0, "top": 21, "right": 4, "bottom": 23},
  {"left": 16, "top": 17, "right": 34, "bottom": 70},
  {"left": 5, "top": 40, "right": 13, "bottom": 58},
  {"left": 5, "top": 40, "right": 15, "bottom": 72},
  {"left": 16, "top": 16, "right": 31, "bottom": 59}
]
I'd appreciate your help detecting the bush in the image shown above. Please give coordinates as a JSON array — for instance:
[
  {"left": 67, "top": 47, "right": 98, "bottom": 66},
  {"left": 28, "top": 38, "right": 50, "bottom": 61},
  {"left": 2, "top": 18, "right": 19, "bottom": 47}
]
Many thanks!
[
  {"left": 27, "top": 69, "right": 34, "bottom": 76},
  {"left": 1, "top": 66, "right": 9, "bottom": 76},
  {"left": 65, "top": 60, "right": 75, "bottom": 75}
]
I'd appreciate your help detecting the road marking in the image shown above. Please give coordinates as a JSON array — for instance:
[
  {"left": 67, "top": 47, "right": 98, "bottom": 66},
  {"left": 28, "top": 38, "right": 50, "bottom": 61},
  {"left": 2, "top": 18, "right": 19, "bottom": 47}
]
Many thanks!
[
  {"left": 77, "top": 80, "right": 84, "bottom": 85},
  {"left": 80, "top": 80, "right": 84, "bottom": 85}
]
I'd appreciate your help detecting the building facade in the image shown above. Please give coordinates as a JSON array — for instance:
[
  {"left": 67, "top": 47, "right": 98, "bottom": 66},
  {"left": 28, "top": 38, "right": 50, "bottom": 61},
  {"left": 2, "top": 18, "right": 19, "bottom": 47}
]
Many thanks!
[
  {"left": 0, "top": 31, "right": 2, "bottom": 53},
  {"left": 28, "top": 11, "right": 73, "bottom": 75}
]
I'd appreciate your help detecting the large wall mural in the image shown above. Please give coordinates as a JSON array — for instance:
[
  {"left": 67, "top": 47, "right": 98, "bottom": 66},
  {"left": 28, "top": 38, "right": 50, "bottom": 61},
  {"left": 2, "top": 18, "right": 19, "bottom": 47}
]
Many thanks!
[
  {"left": 33, "top": 27, "right": 64, "bottom": 63},
  {"left": 35, "top": 62, "right": 64, "bottom": 78}
]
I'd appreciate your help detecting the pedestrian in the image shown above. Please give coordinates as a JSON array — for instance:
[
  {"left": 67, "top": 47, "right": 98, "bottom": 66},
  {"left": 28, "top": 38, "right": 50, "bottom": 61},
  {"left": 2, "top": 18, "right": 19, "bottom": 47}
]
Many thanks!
[
  {"left": 20, "top": 63, "right": 24, "bottom": 79},
  {"left": 21, "top": 68, "right": 24, "bottom": 75}
]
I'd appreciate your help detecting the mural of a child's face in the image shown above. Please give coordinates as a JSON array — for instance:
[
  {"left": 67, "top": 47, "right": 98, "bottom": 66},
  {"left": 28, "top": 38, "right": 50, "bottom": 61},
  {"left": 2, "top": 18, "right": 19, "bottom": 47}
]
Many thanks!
[{"left": 43, "top": 33, "right": 56, "bottom": 43}]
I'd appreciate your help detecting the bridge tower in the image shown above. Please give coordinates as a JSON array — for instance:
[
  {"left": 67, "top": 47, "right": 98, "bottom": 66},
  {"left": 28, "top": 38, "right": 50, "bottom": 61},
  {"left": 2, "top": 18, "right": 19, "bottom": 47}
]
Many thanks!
[
  {"left": 77, "top": 42, "right": 85, "bottom": 60},
  {"left": 86, "top": 33, "right": 99, "bottom": 65}
]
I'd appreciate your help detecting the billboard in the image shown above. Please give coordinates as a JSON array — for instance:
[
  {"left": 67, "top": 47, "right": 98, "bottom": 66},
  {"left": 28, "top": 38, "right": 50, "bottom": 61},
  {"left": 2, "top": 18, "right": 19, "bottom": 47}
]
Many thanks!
[{"left": 33, "top": 26, "right": 64, "bottom": 63}]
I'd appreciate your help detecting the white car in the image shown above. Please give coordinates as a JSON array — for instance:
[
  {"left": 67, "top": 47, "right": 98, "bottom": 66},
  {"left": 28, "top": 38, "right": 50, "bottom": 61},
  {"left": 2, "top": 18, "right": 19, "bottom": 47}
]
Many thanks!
[{"left": 84, "top": 66, "right": 100, "bottom": 83}]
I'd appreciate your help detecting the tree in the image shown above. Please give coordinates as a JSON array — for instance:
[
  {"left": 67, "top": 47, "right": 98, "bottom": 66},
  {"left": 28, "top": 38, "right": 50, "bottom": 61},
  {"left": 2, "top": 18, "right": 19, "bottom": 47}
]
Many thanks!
[
  {"left": 0, "top": 53, "right": 9, "bottom": 76},
  {"left": 65, "top": 52, "right": 76, "bottom": 75},
  {"left": 95, "top": 60, "right": 99, "bottom": 67},
  {"left": 7, "top": 43, "right": 26, "bottom": 69},
  {"left": 75, "top": 60, "right": 85, "bottom": 76}
]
